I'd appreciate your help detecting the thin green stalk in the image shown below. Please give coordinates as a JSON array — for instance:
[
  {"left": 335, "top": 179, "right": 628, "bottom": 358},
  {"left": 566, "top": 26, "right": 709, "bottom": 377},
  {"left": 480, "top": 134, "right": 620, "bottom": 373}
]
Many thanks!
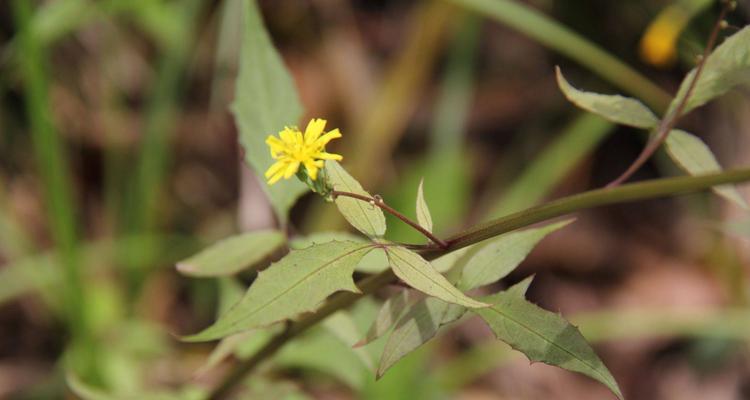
[
  {"left": 11, "top": 0, "right": 97, "bottom": 380},
  {"left": 208, "top": 168, "right": 750, "bottom": 398},
  {"left": 120, "top": 0, "right": 203, "bottom": 297},
  {"left": 445, "top": 0, "right": 672, "bottom": 112}
]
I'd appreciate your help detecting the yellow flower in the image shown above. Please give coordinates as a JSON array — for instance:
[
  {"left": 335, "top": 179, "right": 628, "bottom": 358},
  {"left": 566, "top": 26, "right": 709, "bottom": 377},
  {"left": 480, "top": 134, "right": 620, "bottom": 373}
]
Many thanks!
[
  {"left": 639, "top": 6, "right": 689, "bottom": 68},
  {"left": 264, "top": 118, "right": 343, "bottom": 185}
]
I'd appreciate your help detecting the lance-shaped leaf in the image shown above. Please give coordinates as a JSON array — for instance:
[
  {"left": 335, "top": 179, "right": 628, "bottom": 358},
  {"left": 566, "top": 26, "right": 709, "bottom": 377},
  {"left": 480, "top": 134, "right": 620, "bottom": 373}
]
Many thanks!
[
  {"left": 176, "top": 230, "right": 285, "bottom": 277},
  {"left": 385, "top": 246, "right": 488, "bottom": 308},
  {"left": 473, "top": 282, "right": 623, "bottom": 399},
  {"left": 415, "top": 179, "right": 433, "bottom": 233},
  {"left": 232, "top": 0, "right": 306, "bottom": 224},
  {"left": 377, "top": 296, "right": 465, "bottom": 378},
  {"left": 458, "top": 220, "right": 573, "bottom": 291},
  {"left": 556, "top": 67, "right": 659, "bottom": 129},
  {"left": 375, "top": 276, "right": 536, "bottom": 378},
  {"left": 323, "top": 311, "right": 374, "bottom": 370},
  {"left": 669, "top": 26, "right": 750, "bottom": 116},
  {"left": 290, "top": 231, "right": 365, "bottom": 249},
  {"left": 666, "top": 129, "right": 747, "bottom": 208},
  {"left": 326, "top": 161, "right": 386, "bottom": 238},
  {"left": 184, "top": 241, "right": 373, "bottom": 341},
  {"left": 355, "top": 290, "right": 416, "bottom": 347}
]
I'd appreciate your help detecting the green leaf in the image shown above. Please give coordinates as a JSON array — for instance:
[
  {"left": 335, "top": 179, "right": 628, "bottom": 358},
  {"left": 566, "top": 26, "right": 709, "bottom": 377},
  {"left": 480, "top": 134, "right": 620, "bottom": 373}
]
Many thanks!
[
  {"left": 231, "top": 0, "right": 306, "bottom": 224},
  {"left": 665, "top": 129, "right": 747, "bottom": 208},
  {"left": 323, "top": 311, "right": 374, "bottom": 370},
  {"left": 184, "top": 241, "right": 373, "bottom": 341},
  {"left": 195, "top": 331, "right": 257, "bottom": 376},
  {"left": 431, "top": 246, "right": 473, "bottom": 273},
  {"left": 176, "top": 230, "right": 285, "bottom": 277},
  {"left": 506, "top": 275, "right": 535, "bottom": 297},
  {"left": 415, "top": 179, "right": 433, "bottom": 233},
  {"left": 326, "top": 161, "right": 387, "bottom": 238},
  {"left": 67, "top": 373, "right": 206, "bottom": 400},
  {"left": 556, "top": 67, "right": 659, "bottom": 129},
  {"left": 473, "top": 281, "right": 623, "bottom": 399},
  {"left": 355, "top": 246, "right": 390, "bottom": 274},
  {"left": 277, "top": 326, "right": 369, "bottom": 389},
  {"left": 458, "top": 220, "right": 574, "bottom": 291},
  {"left": 384, "top": 246, "right": 488, "bottom": 308},
  {"left": 289, "top": 231, "right": 365, "bottom": 249},
  {"left": 377, "top": 297, "right": 465, "bottom": 378},
  {"left": 217, "top": 277, "right": 246, "bottom": 316},
  {"left": 670, "top": 26, "right": 750, "bottom": 116},
  {"left": 355, "top": 290, "right": 415, "bottom": 348},
  {"left": 290, "top": 232, "right": 388, "bottom": 273}
]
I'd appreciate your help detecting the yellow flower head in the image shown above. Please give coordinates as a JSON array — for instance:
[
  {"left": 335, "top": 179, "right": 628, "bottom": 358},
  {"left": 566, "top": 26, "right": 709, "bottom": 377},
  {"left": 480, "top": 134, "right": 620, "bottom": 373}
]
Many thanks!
[
  {"left": 264, "top": 118, "right": 343, "bottom": 185},
  {"left": 639, "top": 6, "right": 689, "bottom": 68}
]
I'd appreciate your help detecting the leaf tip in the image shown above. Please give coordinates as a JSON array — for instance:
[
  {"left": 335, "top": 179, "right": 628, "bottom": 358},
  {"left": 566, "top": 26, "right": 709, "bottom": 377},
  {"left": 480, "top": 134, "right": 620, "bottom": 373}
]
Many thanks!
[{"left": 175, "top": 262, "right": 196, "bottom": 274}]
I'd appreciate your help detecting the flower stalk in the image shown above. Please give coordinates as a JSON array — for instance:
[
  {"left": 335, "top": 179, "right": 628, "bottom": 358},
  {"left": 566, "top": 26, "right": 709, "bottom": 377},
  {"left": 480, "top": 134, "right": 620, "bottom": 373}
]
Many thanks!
[{"left": 331, "top": 190, "right": 449, "bottom": 249}]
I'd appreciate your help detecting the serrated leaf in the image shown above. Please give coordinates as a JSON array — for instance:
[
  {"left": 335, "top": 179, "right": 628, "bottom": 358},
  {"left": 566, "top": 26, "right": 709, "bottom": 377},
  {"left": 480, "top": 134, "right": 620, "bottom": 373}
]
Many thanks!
[
  {"left": 290, "top": 232, "right": 388, "bottom": 273},
  {"left": 377, "top": 297, "right": 465, "bottom": 378},
  {"left": 415, "top": 179, "right": 433, "bottom": 233},
  {"left": 556, "top": 67, "right": 659, "bottom": 129},
  {"left": 323, "top": 311, "right": 374, "bottom": 370},
  {"left": 176, "top": 230, "right": 285, "bottom": 277},
  {"left": 458, "top": 220, "right": 574, "bottom": 291},
  {"left": 473, "top": 282, "right": 623, "bottom": 399},
  {"left": 355, "top": 290, "right": 416, "bottom": 347},
  {"left": 665, "top": 129, "right": 747, "bottom": 208},
  {"left": 670, "top": 26, "right": 750, "bottom": 116},
  {"left": 231, "top": 0, "right": 306, "bottom": 224},
  {"left": 385, "top": 246, "right": 487, "bottom": 308},
  {"left": 326, "top": 161, "right": 386, "bottom": 238},
  {"left": 184, "top": 241, "right": 373, "bottom": 341},
  {"left": 289, "top": 231, "right": 365, "bottom": 249}
]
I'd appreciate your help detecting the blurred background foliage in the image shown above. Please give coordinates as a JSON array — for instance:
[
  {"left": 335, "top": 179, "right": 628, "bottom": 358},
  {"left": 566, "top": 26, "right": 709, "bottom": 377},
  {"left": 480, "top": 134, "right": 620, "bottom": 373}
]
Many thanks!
[{"left": 1, "top": 0, "right": 750, "bottom": 398}]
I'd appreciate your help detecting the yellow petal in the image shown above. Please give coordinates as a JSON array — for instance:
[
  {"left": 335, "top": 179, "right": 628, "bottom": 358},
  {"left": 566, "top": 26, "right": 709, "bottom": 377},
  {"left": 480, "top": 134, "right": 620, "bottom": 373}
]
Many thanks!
[
  {"left": 304, "top": 118, "right": 327, "bottom": 144},
  {"left": 267, "top": 169, "right": 285, "bottom": 184},
  {"left": 279, "top": 127, "right": 298, "bottom": 145},
  {"left": 314, "top": 151, "right": 343, "bottom": 161},
  {"left": 283, "top": 161, "right": 300, "bottom": 179},
  {"left": 304, "top": 159, "right": 319, "bottom": 180},
  {"left": 266, "top": 136, "right": 286, "bottom": 158},
  {"left": 315, "top": 128, "right": 342, "bottom": 147},
  {"left": 265, "top": 161, "right": 286, "bottom": 178}
]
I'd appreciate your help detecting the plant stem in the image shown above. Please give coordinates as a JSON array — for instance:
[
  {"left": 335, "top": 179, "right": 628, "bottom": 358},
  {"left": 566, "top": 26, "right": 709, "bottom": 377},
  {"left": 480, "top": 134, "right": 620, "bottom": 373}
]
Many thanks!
[
  {"left": 331, "top": 190, "right": 449, "bottom": 249},
  {"left": 208, "top": 168, "right": 750, "bottom": 399},
  {"left": 606, "top": 2, "right": 731, "bottom": 188}
]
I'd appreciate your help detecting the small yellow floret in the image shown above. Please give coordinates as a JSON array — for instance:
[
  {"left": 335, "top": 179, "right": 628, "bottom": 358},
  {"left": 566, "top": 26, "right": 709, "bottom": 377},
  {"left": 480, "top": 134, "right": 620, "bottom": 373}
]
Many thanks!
[
  {"left": 640, "top": 7, "right": 689, "bottom": 68},
  {"left": 264, "top": 118, "right": 343, "bottom": 185}
]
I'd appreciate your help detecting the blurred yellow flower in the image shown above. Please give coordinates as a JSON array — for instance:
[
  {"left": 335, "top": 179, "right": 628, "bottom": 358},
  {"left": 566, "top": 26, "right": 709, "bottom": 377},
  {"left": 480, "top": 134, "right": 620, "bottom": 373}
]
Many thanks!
[
  {"left": 639, "top": 6, "right": 689, "bottom": 68},
  {"left": 264, "top": 118, "right": 343, "bottom": 184}
]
